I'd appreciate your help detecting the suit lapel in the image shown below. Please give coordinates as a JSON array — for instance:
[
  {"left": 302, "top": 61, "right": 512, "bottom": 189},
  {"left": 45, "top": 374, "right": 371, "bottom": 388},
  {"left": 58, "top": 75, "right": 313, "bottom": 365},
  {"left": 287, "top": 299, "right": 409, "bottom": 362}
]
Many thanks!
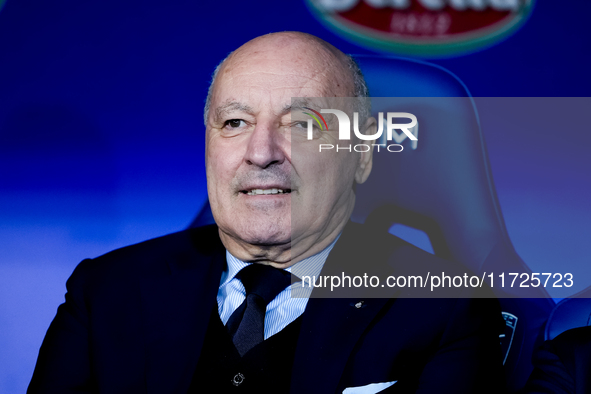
[
  {"left": 291, "top": 222, "right": 399, "bottom": 394},
  {"left": 140, "top": 226, "right": 225, "bottom": 394}
]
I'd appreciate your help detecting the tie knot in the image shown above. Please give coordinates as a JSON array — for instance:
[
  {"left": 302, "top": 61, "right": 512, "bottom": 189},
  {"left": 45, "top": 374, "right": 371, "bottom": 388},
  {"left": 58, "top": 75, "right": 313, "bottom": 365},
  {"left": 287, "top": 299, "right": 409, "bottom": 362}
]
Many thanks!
[{"left": 236, "top": 264, "right": 298, "bottom": 305}]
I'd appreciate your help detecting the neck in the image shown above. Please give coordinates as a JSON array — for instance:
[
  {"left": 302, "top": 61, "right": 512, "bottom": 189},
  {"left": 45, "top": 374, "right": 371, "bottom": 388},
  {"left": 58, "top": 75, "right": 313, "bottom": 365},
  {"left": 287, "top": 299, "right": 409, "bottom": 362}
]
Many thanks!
[{"left": 218, "top": 217, "right": 350, "bottom": 270}]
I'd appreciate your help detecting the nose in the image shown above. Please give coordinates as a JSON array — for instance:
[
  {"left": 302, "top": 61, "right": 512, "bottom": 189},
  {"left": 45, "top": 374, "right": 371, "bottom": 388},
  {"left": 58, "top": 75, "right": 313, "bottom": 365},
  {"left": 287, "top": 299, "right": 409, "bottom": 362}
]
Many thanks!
[{"left": 243, "top": 122, "right": 286, "bottom": 169}]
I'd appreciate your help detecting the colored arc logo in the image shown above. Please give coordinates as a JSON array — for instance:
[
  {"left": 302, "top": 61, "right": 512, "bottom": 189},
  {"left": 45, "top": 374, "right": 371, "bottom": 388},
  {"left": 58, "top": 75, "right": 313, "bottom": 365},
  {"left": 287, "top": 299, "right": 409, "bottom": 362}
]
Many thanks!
[{"left": 303, "top": 107, "right": 328, "bottom": 131}]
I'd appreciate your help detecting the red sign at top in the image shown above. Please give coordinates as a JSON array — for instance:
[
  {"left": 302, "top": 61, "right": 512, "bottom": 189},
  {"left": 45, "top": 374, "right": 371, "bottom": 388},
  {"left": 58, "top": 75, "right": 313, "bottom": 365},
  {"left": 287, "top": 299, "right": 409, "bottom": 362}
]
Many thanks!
[{"left": 307, "top": 0, "right": 534, "bottom": 57}]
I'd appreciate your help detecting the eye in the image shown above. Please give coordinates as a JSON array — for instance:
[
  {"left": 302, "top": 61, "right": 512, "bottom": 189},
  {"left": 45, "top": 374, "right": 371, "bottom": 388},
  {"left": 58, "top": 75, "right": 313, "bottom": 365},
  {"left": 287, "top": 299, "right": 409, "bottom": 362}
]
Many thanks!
[
  {"left": 289, "top": 119, "right": 322, "bottom": 140},
  {"left": 224, "top": 119, "right": 246, "bottom": 129},
  {"left": 293, "top": 121, "right": 308, "bottom": 129}
]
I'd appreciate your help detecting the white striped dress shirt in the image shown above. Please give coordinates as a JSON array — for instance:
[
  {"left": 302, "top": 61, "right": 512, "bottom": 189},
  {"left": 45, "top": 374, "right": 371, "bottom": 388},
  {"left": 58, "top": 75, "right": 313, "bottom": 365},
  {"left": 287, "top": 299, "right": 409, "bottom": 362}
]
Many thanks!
[{"left": 217, "top": 235, "right": 339, "bottom": 339}]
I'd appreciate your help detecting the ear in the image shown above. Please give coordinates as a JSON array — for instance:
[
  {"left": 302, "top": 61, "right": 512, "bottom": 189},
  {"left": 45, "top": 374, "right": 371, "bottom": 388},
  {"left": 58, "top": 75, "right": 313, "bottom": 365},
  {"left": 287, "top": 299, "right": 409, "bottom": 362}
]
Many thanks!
[{"left": 355, "top": 116, "right": 376, "bottom": 184}]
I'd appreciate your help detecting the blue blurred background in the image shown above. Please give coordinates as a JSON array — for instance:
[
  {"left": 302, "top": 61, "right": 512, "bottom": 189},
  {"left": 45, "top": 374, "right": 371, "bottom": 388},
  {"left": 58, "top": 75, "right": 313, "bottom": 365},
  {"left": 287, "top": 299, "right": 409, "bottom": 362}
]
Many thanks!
[{"left": 0, "top": 0, "right": 589, "bottom": 392}]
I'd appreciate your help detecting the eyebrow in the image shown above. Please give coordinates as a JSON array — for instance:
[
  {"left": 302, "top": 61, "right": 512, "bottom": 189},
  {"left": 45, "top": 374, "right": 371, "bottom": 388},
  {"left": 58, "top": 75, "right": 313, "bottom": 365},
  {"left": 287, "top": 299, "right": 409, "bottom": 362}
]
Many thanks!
[
  {"left": 284, "top": 99, "right": 322, "bottom": 113},
  {"left": 214, "top": 101, "right": 254, "bottom": 121},
  {"left": 213, "top": 99, "right": 324, "bottom": 121}
]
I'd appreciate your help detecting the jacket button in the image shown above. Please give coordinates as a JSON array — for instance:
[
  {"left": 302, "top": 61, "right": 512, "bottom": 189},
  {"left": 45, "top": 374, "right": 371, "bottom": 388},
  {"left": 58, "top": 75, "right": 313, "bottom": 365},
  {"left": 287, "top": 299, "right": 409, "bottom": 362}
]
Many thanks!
[{"left": 232, "top": 372, "right": 245, "bottom": 386}]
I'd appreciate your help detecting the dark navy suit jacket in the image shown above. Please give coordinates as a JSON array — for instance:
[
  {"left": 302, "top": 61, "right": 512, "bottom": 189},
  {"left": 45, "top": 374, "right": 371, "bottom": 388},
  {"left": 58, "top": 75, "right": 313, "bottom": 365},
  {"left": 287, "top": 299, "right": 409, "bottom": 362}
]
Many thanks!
[
  {"left": 524, "top": 326, "right": 591, "bottom": 394},
  {"left": 29, "top": 222, "right": 506, "bottom": 393}
]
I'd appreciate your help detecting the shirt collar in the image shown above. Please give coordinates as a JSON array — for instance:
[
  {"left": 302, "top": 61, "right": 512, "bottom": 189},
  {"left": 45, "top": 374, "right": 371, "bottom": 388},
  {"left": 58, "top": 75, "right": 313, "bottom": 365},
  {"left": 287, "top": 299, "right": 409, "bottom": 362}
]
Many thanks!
[{"left": 220, "top": 233, "right": 341, "bottom": 288}]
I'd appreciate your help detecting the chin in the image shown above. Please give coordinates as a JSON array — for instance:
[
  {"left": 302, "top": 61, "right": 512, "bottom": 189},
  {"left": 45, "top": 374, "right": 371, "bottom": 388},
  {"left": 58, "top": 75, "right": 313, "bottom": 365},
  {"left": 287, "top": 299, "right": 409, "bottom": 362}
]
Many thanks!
[{"left": 237, "top": 220, "right": 291, "bottom": 247}]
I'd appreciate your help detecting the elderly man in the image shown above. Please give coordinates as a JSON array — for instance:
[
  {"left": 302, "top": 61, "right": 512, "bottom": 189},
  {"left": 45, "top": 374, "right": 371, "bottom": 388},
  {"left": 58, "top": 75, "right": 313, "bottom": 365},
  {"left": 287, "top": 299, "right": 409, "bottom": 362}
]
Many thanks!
[{"left": 29, "top": 32, "right": 504, "bottom": 393}]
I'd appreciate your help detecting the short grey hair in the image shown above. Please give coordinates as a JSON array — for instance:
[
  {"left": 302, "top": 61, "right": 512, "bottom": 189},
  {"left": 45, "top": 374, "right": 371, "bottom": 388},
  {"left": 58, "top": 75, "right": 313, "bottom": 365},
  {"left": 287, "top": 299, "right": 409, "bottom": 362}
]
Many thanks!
[
  {"left": 203, "top": 51, "right": 233, "bottom": 126},
  {"left": 346, "top": 54, "right": 371, "bottom": 126},
  {"left": 203, "top": 53, "right": 370, "bottom": 126}
]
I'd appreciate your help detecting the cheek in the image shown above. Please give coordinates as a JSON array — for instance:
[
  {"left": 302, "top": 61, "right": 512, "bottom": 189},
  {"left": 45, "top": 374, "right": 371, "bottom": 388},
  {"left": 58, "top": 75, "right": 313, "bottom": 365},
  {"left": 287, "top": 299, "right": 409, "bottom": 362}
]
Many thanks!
[
  {"left": 206, "top": 140, "right": 246, "bottom": 190},
  {"left": 314, "top": 152, "right": 357, "bottom": 177},
  {"left": 207, "top": 158, "right": 231, "bottom": 192},
  {"left": 326, "top": 156, "right": 359, "bottom": 197},
  {"left": 205, "top": 143, "right": 229, "bottom": 193},
  {"left": 297, "top": 154, "right": 356, "bottom": 203}
]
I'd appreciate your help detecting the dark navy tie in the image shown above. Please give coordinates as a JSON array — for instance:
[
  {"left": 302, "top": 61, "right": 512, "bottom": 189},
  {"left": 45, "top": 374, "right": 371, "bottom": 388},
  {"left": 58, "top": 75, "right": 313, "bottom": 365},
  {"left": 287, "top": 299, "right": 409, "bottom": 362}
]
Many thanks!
[{"left": 226, "top": 264, "right": 296, "bottom": 356}]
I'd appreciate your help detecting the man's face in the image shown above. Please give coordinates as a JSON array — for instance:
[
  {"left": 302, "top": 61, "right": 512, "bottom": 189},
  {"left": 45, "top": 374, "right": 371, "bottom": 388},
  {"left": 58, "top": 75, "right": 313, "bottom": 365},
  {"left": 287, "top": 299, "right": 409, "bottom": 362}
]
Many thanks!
[{"left": 205, "top": 35, "right": 372, "bottom": 267}]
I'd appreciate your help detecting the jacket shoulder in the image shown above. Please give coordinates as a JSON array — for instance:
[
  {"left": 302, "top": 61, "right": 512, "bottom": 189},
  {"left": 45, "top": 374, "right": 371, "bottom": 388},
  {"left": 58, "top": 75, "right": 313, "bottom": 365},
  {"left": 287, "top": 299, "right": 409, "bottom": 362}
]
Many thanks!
[
  {"left": 95, "top": 224, "right": 221, "bottom": 264},
  {"left": 67, "top": 224, "right": 223, "bottom": 291},
  {"left": 343, "top": 221, "right": 462, "bottom": 273}
]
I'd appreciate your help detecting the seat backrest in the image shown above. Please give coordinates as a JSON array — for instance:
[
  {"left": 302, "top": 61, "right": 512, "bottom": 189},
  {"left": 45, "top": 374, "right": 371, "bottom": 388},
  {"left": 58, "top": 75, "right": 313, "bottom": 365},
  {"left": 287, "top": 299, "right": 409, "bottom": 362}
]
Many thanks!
[
  {"left": 352, "top": 56, "right": 507, "bottom": 272},
  {"left": 190, "top": 55, "right": 554, "bottom": 392},
  {"left": 353, "top": 56, "right": 554, "bottom": 392},
  {"left": 545, "top": 286, "right": 591, "bottom": 341}
]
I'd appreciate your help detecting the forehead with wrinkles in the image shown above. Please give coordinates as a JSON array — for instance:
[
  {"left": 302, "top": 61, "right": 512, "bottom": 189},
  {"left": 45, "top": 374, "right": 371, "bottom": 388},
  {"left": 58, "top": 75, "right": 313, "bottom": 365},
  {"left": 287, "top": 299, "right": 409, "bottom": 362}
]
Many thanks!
[{"left": 210, "top": 33, "right": 354, "bottom": 103}]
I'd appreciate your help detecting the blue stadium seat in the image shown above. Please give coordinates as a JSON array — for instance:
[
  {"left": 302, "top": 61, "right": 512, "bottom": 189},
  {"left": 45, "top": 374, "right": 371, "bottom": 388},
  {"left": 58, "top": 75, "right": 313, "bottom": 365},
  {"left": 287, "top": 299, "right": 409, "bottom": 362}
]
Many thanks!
[
  {"left": 545, "top": 286, "right": 591, "bottom": 341},
  {"left": 190, "top": 54, "right": 555, "bottom": 392}
]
